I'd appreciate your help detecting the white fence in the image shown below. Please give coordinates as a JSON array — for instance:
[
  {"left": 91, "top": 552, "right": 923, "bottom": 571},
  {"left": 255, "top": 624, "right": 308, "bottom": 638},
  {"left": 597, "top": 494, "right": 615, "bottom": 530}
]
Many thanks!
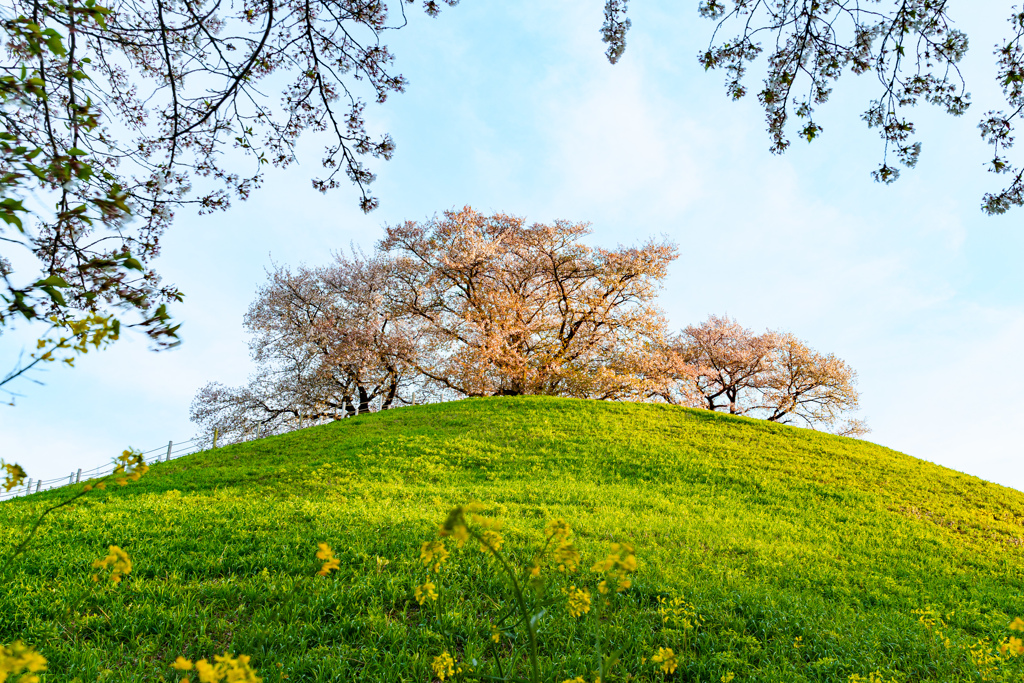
[{"left": 0, "top": 436, "right": 204, "bottom": 502}]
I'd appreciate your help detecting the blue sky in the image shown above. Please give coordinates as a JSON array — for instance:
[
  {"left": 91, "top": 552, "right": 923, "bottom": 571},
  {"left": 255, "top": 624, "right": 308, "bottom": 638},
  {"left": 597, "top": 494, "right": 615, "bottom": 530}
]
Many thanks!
[{"left": 4, "top": 0, "right": 1023, "bottom": 491}]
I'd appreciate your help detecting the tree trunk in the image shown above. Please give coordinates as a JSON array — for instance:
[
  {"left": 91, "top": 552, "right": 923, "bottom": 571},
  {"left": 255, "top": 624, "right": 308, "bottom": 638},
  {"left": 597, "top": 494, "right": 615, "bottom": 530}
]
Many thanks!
[
  {"left": 357, "top": 385, "right": 371, "bottom": 414},
  {"left": 381, "top": 377, "right": 398, "bottom": 410},
  {"left": 343, "top": 395, "right": 357, "bottom": 418}
]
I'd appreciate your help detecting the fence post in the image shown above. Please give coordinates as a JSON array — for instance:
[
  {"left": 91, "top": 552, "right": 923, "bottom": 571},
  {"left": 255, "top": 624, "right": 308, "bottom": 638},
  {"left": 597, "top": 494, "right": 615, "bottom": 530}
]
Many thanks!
[
  {"left": 36, "top": 480, "right": 41, "bottom": 493},
  {"left": 76, "top": 468, "right": 82, "bottom": 484},
  {"left": 26, "top": 479, "right": 31, "bottom": 496},
  {"left": 166, "top": 440, "right": 173, "bottom": 461},
  {"left": 213, "top": 429, "right": 218, "bottom": 449},
  {"left": 69, "top": 472, "right": 74, "bottom": 485}
]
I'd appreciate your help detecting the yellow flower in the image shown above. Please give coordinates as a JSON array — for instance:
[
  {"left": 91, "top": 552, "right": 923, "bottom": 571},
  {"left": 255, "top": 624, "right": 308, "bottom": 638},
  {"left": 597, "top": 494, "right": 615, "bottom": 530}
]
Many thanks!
[
  {"left": 421, "top": 540, "right": 449, "bottom": 569},
  {"left": 561, "top": 678, "right": 585, "bottom": 683},
  {"left": 566, "top": 585, "right": 591, "bottom": 618},
  {"left": 651, "top": 647, "right": 678, "bottom": 675},
  {"left": 721, "top": 673, "right": 735, "bottom": 683},
  {"left": 1000, "top": 636, "right": 1024, "bottom": 657},
  {"left": 432, "top": 652, "right": 455, "bottom": 681},
  {"left": 554, "top": 541, "right": 580, "bottom": 573},
  {"left": 0, "top": 641, "right": 48, "bottom": 683},
  {"left": 439, "top": 503, "right": 482, "bottom": 548},
  {"left": 1010, "top": 617, "right": 1024, "bottom": 631},
  {"left": 415, "top": 581, "right": 438, "bottom": 605},
  {"left": 91, "top": 545, "right": 132, "bottom": 584},
  {"left": 196, "top": 659, "right": 216, "bottom": 682},
  {"left": 479, "top": 530, "right": 504, "bottom": 554},
  {"left": 0, "top": 461, "right": 27, "bottom": 492},
  {"left": 315, "top": 543, "right": 340, "bottom": 576},
  {"left": 111, "top": 449, "right": 149, "bottom": 486},
  {"left": 545, "top": 519, "right": 572, "bottom": 543},
  {"left": 173, "top": 657, "right": 195, "bottom": 670},
  {"left": 793, "top": 636, "right": 803, "bottom": 648},
  {"left": 186, "top": 653, "right": 262, "bottom": 683},
  {"left": 445, "top": 523, "right": 470, "bottom": 548},
  {"left": 591, "top": 542, "right": 635, "bottom": 593}
]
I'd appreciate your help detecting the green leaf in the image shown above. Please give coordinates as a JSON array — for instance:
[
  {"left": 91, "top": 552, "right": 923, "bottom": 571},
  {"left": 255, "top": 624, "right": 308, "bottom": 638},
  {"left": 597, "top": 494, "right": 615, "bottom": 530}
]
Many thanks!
[
  {"left": 0, "top": 213, "right": 23, "bottom": 231},
  {"left": 34, "top": 274, "right": 70, "bottom": 288},
  {"left": 44, "top": 32, "right": 66, "bottom": 56},
  {"left": 40, "top": 286, "right": 66, "bottom": 306}
]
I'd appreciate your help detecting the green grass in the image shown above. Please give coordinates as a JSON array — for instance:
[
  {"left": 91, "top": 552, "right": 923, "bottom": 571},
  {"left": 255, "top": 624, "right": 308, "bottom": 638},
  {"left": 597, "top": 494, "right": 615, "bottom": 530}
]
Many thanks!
[{"left": 2, "top": 396, "right": 1024, "bottom": 682}]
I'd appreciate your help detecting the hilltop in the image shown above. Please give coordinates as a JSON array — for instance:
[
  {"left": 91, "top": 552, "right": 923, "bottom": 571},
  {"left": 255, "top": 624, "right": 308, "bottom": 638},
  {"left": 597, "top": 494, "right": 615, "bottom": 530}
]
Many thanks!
[{"left": 3, "top": 396, "right": 1023, "bottom": 682}]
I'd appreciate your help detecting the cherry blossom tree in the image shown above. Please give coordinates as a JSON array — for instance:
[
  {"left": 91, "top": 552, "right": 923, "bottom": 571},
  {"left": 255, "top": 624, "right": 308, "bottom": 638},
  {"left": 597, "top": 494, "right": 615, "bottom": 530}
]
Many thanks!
[
  {"left": 191, "top": 207, "right": 682, "bottom": 442},
  {"left": 190, "top": 250, "right": 421, "bottom": 442},
  {"left": 379, "top": 206, "right": 679, "bottom": 399},
  {"left": 664, "top": 314, "right": 867, "bottom": 436}
]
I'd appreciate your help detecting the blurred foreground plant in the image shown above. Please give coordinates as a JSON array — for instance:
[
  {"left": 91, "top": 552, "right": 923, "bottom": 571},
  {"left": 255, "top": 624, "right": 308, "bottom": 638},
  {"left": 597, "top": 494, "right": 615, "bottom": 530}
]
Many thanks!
[
  {"left": 1, "top": 450, "right": 263, "bottom": 682},
  {"left": 414, "top": 503, "right": 639, "bottom": 683},
  {"left": 0, "top": 449, "right": 148, "bottom": 575}
]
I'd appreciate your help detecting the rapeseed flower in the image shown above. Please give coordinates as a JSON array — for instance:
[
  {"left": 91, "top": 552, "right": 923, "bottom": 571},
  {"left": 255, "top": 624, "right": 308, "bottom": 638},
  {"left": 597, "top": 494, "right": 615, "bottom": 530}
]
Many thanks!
[
  {"left": 172, "top": 653, "right": 262, "bottom": 683},
  {"left": 112, "top": 449, "right": 149, "bottom": 486},
  {"left": 592, "top": 543, "right": 635, "bottom": 593},
  {"left": 479, "top": 529, "right": 504, "bottom": 553},
  {"left": 1000, "top": 636, "right": 1024, "bottom": 656},
  {"left": 432, "top": 652, "right": 455, "bottom": 681},
  {"left": 545, "top": 519, "right": 572, "bottom": 543},
  {"left": 528, "top": 559, "right": 541, "bottom": 578},
  {"left": 651, "top": 647, "right": 678, "bottom": 675},
  {"left": 554, "top": 541, "right": 580, "bottom": 573},
  {"left": 315, "top": 543, "right": 340, "bottom": 576},
  {"left": 421, "top": 540, "right": 449, "bottom": 571},
  {"left": 1010, "top": 617, "right": 1024, "bottom": 631},
  {"left": 566, "top": 585, "right": 591, "bottom": 618},
  {"left": 91, "top": 545, "right": 131, "bottom": 584},
  {"left": 658, "top": 596, "right": 701, "bottom": 630},
  {"left": 439, "top": 503, "right": 483, "bottom": 547},
  {"left": 561, "top": 678, "right": 585, "bottom": 683},
  {"left": 415, "top": 581, "right": 438, "bottom": 605},
  {"left": 0, "top": 641, "right": 47, "bottom": 683}
]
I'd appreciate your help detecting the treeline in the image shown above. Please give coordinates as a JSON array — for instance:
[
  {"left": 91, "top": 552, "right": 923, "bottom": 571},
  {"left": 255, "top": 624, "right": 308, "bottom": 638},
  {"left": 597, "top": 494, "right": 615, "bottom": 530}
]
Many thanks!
[{"left": 191, "top": 207, "right": 866, "bottom": 442}]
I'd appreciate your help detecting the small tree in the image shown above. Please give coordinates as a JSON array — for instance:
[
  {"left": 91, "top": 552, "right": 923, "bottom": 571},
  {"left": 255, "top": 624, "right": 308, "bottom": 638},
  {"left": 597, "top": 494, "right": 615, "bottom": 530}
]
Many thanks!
[
  {"left": 667, "top": 315, "right": 867, "bottom": 436},
  {"left": 761, "top": 332, "right": 868, "bottom": 437},
  {"left": 676, "top": 315, "right": 781, "bottom": 415},
  {"left": 191, "top": 251, "right": 419, "bottom": 442}
]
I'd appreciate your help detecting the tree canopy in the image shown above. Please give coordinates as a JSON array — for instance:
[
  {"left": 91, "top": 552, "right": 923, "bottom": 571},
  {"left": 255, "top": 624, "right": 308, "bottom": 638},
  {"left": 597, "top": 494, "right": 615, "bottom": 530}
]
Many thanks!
[{"left": 191, "top": 208, "right": 866, "bottom": 443}]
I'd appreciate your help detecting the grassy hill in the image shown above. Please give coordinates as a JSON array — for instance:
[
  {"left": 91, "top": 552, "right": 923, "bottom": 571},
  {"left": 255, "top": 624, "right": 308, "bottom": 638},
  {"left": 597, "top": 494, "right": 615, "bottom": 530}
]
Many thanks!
[{"left": 3, "top": 396, "right": 1024, "bottom": 682}]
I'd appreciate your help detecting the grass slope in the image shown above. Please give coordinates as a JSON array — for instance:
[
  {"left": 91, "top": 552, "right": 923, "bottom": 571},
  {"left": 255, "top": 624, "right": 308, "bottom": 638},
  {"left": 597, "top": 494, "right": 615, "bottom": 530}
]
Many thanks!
[{"left": 3, "top": 396, "right": 1024, "bottom": 682}]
